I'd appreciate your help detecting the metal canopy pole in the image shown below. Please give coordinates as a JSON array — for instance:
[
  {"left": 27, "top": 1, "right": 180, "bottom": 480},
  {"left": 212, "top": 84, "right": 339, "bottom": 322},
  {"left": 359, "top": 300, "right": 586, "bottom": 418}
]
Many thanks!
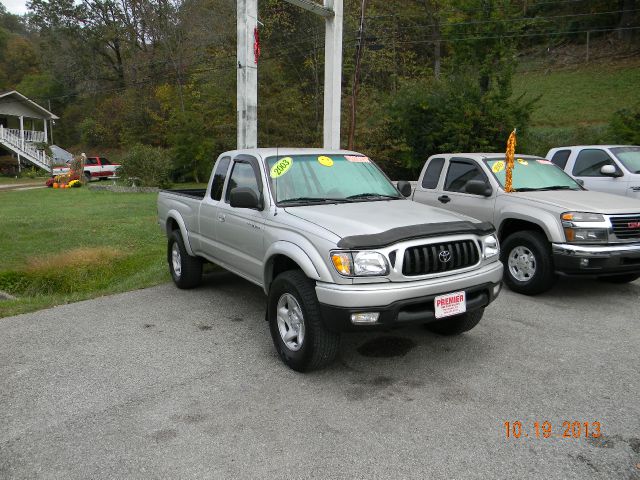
[
  {"left": 285, "top": 0, "right": 343, "bottom": 149},
  {"left": 238, "top": 0, "right": 343, "bottom": 150},
  {"left": 237, "top": 0, "right": 258, "bottom": 149},
  {"left": 322, "top": 0, "right": 343, "bottom": 149}
]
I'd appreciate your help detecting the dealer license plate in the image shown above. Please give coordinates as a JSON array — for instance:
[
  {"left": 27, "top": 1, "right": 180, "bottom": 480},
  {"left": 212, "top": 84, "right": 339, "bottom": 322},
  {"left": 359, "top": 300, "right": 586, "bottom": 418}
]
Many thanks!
[{"left": 434, "top": 291, "right": 466, "bottom": 319}]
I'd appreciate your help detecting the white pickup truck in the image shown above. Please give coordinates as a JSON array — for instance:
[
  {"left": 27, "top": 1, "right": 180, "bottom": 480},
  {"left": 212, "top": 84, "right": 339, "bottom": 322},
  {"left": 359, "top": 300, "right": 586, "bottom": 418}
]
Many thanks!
[
  {"left": 157, "top": 148, "right": 503, "bottom": 371},
  {"left": 546, "top": 145, "right": 640, "bottom": 198}
]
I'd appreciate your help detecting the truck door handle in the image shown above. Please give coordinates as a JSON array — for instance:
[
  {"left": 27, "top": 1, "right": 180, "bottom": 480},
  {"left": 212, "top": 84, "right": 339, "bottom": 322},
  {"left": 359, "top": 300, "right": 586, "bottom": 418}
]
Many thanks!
[
  {"left": 217, "top": 213, "right": 226, "bottom": 222},
  {"left": 438, "top": 195, "right": 451, "bottom": 204}
]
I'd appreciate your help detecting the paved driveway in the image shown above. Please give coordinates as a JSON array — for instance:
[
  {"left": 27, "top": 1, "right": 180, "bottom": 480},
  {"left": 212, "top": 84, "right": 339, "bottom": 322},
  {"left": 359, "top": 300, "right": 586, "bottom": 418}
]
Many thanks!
[{"left": 1, "top": 272, "right": 639, "bottom": 479}]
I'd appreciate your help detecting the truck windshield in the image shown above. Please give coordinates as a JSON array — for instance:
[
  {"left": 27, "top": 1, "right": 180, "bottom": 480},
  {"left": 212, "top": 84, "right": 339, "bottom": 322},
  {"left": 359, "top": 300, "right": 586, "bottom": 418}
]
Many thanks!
[
  {"left": 610, "top": 147, "right": 640, "bottom": 173},
  {"left": 266, "top": 154, "right": 401, "bottom": 205},
  {"left": 484, "top": 157, "right": 582, "bottom": 192}
]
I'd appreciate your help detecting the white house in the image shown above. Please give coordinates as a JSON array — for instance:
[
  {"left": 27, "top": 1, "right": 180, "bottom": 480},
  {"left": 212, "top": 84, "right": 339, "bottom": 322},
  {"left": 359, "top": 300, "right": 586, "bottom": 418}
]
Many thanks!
[{"left": 0, "top": 90, "right": 59, "bottom": 175}]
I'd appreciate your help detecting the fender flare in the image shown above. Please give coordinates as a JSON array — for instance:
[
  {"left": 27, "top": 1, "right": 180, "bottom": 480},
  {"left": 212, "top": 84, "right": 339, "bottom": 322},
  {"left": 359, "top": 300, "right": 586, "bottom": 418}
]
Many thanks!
[
  {"left": 263, "top": 241, "right": 332, "bottom": 294},
  {"left": 498, "top": 210, "right": 562, "bottom": 242},
  {"left": 165, "top": 210, "right": 195, "bottom": 256}
]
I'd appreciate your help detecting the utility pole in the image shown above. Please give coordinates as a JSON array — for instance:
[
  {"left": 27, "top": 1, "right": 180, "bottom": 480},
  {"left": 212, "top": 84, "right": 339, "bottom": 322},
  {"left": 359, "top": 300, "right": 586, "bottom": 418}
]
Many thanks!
[
  {"left": 237, "top": 0, "right": 258, "bottom": 149},
  {"left": 347, "top": 0, "right": 367, "bottom": 150}
]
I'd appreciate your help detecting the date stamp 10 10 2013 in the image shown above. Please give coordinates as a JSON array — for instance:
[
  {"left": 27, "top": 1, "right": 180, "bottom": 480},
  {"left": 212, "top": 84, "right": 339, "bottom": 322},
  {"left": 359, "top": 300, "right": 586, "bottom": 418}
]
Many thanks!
[{"left": 504, "top": 421, "right": 602, "bottom": 439}]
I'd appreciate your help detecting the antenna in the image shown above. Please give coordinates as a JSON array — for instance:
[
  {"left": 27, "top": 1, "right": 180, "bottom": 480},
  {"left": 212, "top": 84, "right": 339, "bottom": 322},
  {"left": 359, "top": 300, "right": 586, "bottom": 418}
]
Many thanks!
[{"left": 274, "top": 146, "right": 279, "bottom": 216}]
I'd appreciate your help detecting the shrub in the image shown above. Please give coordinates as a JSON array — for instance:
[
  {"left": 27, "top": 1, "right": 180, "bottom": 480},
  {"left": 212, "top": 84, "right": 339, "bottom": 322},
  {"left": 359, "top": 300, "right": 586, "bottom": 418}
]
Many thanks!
[
  {"left": 119, "top": 144, "right": 172, "bottom": 188},
  {"left": 608, "top": 104, "right": 640, "bottom": 144},
  {"left": 22, "top": 167, "right": 39, "bottom": 179}
]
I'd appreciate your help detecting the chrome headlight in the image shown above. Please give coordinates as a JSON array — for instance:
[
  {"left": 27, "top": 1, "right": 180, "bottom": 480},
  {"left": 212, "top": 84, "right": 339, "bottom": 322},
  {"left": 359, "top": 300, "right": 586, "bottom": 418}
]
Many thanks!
[
  {"left": 561, "top": 212, "right": 605, "bottom": 223},
  {"left": 331, "top": 251, "right": 389, "bottom": 276},
  {"left": 482, "top": 234, "right": 500, "bottom": 259}
]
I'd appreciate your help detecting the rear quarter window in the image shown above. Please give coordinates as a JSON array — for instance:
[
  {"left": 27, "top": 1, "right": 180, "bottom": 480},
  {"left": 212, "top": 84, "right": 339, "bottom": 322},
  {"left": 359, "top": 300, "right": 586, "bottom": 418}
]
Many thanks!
[
  {"left": 421, "top": 158, "right": 445, "bottom": 189},
  {"left": 550, "top": 150, "right": 570, "bottom": 169}
]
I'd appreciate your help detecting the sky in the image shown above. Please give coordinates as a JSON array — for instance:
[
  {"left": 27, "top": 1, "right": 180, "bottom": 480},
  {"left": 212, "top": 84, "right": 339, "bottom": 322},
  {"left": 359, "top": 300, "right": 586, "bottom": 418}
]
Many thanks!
[{"left": 1, "top": 0, "right": 28, "bottom": 15}]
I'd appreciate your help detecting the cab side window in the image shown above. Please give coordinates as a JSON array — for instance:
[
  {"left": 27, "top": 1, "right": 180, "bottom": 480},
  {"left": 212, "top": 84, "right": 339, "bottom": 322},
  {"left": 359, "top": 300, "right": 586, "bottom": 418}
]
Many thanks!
[
  {"left": 573, "top": 149, "right": 615, "bottom": 177},
  {"left": 225, "top": 161, "right": 261, "bottom": 203},
  {"left": 210, "top": 157, "right": 231, "bottom": 200},
  {"left": 444, "top": 160, "right": 486, "bottom": 193},
  {"left": 421, "top": 158, "right": 445, "bottom": 189},
  {"left": 550, "top": 150, "right": 570, "bottom": 169}
]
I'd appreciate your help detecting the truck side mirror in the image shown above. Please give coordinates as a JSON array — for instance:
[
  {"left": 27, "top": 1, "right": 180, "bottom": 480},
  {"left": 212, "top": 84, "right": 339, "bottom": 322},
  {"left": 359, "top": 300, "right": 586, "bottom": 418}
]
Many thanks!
[
  {"left": 464, "top": 180, "right": 493, "bottom": 197},
  {"left": 229, "top": 187, "right": 262, "bottom": 210},
  {"left": 396, "top": 180, "right": 412, "bottom": 197},
  {"left": 600, "top": 164, "right": 623, "bottom": 177}
]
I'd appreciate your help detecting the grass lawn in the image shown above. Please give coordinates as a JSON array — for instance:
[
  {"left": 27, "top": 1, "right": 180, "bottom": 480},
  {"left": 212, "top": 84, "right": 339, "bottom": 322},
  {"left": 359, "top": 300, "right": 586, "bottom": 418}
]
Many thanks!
[
  {"left": 0, "top": 177, "right": 48, "bottom": 185},
  {"left": 0, "top": 187, "right": 169, "bottom": 318},
  {"left": 513, "top": 60, "right": 640, "bottom": 128}
]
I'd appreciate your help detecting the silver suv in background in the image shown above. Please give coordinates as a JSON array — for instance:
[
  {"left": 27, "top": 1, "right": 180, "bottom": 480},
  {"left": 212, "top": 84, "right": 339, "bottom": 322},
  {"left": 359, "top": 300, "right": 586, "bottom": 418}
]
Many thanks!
[
  {"left": 412, "top": 153, "right": 640, "bottom": 295},
  {"left": 158, "top": 148, "right": 503, "bottom": 371},
  {"left": 546, "top": 145, "right": 640, "bottom": 198}
]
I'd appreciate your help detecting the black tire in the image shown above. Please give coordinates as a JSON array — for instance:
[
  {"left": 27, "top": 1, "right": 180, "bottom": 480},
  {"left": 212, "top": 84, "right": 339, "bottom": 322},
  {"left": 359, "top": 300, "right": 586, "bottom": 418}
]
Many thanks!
[
  {"left": 598, "top": 274, "right": 640, "bottom": 284},
  {"left": 425, "top": 308, "right": 484, "bottom": 335},
  {"left": 168, "top": 230, "right": 202, "bottom": 289},
  {"left": 84, "top": 171, "right": 91, "bottom": 182},
  {"left": 268, "top": 270, "right": 340, "bottom": 372},
  {"left": 501, "top": 231, "right": 556, "bottom": 295}
]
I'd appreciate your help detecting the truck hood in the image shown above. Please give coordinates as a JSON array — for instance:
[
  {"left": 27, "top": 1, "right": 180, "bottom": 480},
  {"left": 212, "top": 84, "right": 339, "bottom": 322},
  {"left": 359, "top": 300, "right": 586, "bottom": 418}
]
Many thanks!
[
  {"left": 284, "top": 200, "right": 479, "bottom": 239},
  {"left": 508, "top": 190, "right": 640, "bottom": 214}
]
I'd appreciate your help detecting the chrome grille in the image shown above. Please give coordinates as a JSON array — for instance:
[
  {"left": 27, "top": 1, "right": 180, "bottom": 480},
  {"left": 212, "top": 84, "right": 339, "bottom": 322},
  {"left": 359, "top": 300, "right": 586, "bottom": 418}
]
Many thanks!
[
  {"left": 402, "top": 240, "right": 480, "bottom": 276},
  {"left": 610, "top": 215, "right": 640, "bottom": 240}
]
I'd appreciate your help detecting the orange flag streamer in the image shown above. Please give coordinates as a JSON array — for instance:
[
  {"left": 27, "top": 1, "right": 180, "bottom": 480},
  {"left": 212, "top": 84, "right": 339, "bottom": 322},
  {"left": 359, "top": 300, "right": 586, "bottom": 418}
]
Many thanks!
[{"left": 504, "top": 129, "right": 517, "bottom": 193}]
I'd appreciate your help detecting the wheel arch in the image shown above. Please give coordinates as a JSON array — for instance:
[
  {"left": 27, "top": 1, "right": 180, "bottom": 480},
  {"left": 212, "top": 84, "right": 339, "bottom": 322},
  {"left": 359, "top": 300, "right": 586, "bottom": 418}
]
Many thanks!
[
  {"left": 165, "top": 211, "right": 195, "bottom": 256},
  {"left": 497, "top": 214, "right": 561, "bottom": 243},
  {"left": 263, "top": 242, "right": 324, "bottom": 295}
]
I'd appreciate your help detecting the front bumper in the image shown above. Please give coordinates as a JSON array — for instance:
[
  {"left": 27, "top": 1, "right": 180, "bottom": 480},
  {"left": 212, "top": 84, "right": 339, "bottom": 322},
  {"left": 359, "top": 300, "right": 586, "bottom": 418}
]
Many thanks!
[
  {"left": 552, "top": 242, "right": 640, "bottom": 276},
  {"left": 315, "top": 261, "right": 503, "bottom": 332}
]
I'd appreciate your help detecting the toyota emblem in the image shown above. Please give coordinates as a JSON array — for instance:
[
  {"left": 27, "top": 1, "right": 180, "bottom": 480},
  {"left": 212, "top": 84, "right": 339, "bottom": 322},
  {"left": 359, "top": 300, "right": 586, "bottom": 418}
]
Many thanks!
[{"left": 438, "top": 250, "right": 452, "bottom": 263}]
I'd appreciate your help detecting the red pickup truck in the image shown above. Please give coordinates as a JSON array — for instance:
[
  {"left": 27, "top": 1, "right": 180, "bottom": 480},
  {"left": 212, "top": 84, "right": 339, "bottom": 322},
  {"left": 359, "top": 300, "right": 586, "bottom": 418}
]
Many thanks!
[{"left": 52, "top": 156, "right": 121, "bottom": 181}]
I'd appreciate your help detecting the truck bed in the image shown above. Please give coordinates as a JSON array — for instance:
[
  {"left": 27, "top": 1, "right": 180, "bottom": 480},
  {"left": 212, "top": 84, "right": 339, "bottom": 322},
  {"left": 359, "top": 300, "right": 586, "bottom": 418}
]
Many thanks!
[{"left": 161, "top": 189, "right": 207, "bottom": 199}]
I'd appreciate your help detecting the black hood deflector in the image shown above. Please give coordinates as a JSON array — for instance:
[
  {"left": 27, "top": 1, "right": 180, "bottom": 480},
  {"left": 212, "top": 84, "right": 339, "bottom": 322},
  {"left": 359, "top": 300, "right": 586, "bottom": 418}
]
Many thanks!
[{"left": 336, "top": 221, "right": 495, "bottom": 249}]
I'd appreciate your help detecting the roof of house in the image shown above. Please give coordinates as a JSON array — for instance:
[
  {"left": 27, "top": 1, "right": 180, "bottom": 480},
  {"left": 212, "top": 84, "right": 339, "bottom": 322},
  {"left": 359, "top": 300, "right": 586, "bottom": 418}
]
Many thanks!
[{"left": 0, "top": 90, "right": 59, "bottom": 120}]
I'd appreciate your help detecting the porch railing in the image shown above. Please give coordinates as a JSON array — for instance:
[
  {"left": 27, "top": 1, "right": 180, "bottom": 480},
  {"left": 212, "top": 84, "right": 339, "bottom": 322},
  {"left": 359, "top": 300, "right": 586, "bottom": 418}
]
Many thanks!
[
  {"left": 0, "top": 125, "right": 52, "bottom": 170},
  {"left": 5, "top": 128, "right": 47, "bottom": 143}
]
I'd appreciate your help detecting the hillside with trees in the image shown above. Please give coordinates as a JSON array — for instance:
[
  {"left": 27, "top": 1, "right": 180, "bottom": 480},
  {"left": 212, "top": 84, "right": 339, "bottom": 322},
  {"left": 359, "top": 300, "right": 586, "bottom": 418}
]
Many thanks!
[{"left": 1, "top": 0, "right": 638, "bottom": 180}]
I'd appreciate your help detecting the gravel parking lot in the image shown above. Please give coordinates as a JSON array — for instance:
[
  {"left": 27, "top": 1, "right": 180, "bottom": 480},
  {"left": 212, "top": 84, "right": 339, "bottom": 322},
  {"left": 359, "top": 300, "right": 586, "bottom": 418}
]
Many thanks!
[{"left": 1, "top": 272, "right": 639, "bottom": 479}]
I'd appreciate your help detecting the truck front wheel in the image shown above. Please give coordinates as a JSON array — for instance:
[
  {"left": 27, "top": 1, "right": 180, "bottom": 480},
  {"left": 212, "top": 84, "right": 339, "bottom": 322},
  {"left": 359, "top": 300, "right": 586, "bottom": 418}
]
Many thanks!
[
  {"left": 268, "top": 270, "right": 340, "bottom": 372},
  {"left": 501, "top": 231, "right": 556, "bottom": 295},
  {"left": 425, "top": 308, "right": 484, "bottom": 335},
  {"left": 168, "top": 230, "right": 202, "bottom": 289}
]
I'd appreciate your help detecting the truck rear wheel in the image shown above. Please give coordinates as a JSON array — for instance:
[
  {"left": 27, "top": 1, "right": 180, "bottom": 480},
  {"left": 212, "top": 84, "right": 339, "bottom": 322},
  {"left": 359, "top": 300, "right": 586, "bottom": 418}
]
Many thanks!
[
  {"left": 268, "top": 270, "right": 340, "bottom": 372},
  {"left": 168, "top": 230, "right": 202, "bottom": 289},
  {"left": 425, "top": 308, "right": 484, "bottom": 335},
  {"left": 501, "top": 231, "right": 556, "bottom": 295},
  {"left": 84, "top": 171, "right": 91, "bottom": 182}
]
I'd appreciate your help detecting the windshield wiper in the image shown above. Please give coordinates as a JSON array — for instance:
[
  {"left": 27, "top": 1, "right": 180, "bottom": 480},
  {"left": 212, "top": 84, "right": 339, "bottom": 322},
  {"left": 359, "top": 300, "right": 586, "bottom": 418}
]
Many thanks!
[
  {"left": 514, "top": 186, "right": 578, "bottom": 192},
  {"left": 345, "top": 193, "right": 402, "bottom": 200},
  {"left": 279, "top": 197, "right": 346, "bottom": 205}
]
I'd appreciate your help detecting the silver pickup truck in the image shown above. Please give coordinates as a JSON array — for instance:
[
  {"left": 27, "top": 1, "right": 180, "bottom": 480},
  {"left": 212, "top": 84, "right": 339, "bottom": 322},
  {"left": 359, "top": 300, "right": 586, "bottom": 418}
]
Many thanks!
[
  {"left": 412, "top": 153, "right": 640, "bottom": 295},
  {"left": 157, "top": 148, "right": 503, "bottom": 371}
]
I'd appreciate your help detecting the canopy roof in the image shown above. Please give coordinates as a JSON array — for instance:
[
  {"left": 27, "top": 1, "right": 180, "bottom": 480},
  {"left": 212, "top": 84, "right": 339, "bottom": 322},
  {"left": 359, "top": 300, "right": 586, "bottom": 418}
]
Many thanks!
[{"left": 0, "top": 90, "right": 59, "bottom": 120}]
